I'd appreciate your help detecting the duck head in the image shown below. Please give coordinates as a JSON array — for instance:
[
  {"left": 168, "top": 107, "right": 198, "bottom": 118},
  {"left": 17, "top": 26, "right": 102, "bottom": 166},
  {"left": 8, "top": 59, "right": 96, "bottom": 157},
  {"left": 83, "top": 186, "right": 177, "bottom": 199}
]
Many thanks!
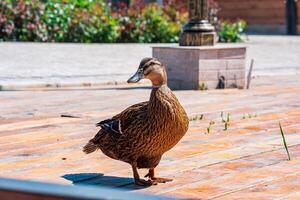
[{"left": 127, "top": 58, "right": 167, "bottom": 87}]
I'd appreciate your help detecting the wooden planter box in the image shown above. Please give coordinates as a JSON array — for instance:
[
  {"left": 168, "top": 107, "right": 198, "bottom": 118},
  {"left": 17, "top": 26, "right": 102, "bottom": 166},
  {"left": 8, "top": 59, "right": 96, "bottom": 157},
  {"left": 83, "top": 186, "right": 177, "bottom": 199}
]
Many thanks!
[{"left": 153, "top": 45, "right": 247, "bottom": 90}]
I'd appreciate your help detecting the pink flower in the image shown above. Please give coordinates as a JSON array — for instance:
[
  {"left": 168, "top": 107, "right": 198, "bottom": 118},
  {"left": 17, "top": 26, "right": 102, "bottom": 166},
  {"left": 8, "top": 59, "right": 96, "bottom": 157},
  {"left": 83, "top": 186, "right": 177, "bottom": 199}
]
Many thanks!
[
  {"left": 5, "top": 24, "right": 14, "bottom": 34},
  {"left": 140, "top": 22, "right": 146, "bottom": 30},
  {"left": 27, "top": 23, "right": 36, "bottom": 30},
  {"left": 0, "top": 14, "right": 7, "bottom": 23}
]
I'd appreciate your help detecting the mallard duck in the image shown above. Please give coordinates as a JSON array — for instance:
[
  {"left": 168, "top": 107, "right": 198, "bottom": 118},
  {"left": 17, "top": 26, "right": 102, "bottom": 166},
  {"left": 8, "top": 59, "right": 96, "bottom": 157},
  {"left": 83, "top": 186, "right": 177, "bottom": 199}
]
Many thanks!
[{"left": 83, "top": 58, "right": 189, "bottom": 186}]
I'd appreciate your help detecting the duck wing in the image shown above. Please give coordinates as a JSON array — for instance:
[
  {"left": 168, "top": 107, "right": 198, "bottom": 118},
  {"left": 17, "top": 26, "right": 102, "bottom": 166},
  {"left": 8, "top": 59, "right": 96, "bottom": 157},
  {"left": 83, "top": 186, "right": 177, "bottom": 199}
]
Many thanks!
[
  {"left": 83, "top": 101, "right": 148, "bottom": 154},
  {"left": 95, "top": 101, "right": 148, "bottom": 136}
]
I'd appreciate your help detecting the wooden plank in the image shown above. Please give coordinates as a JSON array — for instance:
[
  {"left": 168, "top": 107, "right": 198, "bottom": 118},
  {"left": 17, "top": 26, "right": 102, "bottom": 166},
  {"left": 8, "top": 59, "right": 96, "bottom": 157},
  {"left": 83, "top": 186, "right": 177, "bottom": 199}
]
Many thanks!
[
  {"left": 0, "top": 75, "right": 299, "bottom": 199},
  {"left": 0, "top": 177, "right": 172, "bottom": 200},
  {"left": 162, "top": 147, "right": 300, "bottom": 199},
  {"left": 212, "top": 173, "right": 300, "bottom": 199}
]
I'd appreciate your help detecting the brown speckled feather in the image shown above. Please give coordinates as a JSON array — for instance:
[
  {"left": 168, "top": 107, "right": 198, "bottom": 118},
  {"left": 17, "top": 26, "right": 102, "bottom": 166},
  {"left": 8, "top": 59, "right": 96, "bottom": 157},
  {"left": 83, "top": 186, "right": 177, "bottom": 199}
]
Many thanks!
[
  {"left": 92, "top": 101, "right": 148, "bottom": 141},
  {"left": 83, "top": 85, "right": 189, "bottom": 169}
]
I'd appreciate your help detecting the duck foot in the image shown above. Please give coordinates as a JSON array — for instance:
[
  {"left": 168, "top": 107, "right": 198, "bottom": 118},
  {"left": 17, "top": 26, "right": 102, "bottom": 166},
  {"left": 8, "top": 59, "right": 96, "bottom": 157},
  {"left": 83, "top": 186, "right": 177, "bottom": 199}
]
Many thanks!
[
  {"left": 149, "top": 177, "right": 173, "bottom": 184},
  {"left": 132, "top": 164, "right": 154, "bottom": 186},
  {"left": 145, "top": 168, "right": 173, "bottom": 184},
  {"left": 134, "top": 179, "right": 153, "bottom": 186}
]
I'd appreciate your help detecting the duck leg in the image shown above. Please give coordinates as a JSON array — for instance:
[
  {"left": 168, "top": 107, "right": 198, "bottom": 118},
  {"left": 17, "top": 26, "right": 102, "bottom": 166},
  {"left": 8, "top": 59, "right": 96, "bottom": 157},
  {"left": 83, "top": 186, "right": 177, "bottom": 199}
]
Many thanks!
[
  {"left": 131, "top": 164, "right": 152, "bottom": 186},
  {"left": 145, "top": 168, "right": 173, "bottom": 184}
]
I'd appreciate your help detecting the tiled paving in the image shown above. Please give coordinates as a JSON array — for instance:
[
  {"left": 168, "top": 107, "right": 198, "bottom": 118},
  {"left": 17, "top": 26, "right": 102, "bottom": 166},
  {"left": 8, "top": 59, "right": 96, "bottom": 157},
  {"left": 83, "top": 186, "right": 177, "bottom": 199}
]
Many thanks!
[{"left": 0, "top": 75, "right": 299, "bottom": 199}]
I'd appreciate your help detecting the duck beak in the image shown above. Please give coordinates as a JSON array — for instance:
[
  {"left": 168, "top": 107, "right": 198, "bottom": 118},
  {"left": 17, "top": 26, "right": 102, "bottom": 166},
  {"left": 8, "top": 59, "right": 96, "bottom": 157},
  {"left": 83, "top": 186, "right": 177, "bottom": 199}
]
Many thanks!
[{"left": 127, "top": 69, "right": 143, "bottom": 83}]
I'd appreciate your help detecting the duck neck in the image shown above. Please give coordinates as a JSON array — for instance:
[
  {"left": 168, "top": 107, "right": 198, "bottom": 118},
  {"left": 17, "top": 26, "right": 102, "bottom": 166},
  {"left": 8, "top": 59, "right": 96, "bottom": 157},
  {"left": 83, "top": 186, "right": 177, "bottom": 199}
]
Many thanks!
[
  {"left": 150, "top": 68, "right": 168, "bottom": 88},
  {"left": 152, "top": 83, "right": 167, "bottom": 89},
  {"left": 151, "top": 79, "right": 167, "bottom": 88},
  {"left": 149, "top": 85, "right": 173, "bottom": 117},
  {"left": 150, "top": 84, "right": 169, "bottom": 97}
]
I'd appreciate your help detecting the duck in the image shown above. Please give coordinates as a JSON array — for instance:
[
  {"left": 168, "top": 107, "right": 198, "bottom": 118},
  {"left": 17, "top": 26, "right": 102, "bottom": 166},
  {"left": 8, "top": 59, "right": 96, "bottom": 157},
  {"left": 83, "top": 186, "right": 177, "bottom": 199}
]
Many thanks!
[{"left": 83, "top": 57, "right": 189, "bottom": 186}]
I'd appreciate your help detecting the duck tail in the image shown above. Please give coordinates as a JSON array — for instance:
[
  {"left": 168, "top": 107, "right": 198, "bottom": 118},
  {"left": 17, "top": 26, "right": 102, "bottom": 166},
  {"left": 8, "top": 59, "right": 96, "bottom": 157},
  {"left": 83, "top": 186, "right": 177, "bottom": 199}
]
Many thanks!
[{"left": 83, "top": 141, "right": 98, "bottom": 154}]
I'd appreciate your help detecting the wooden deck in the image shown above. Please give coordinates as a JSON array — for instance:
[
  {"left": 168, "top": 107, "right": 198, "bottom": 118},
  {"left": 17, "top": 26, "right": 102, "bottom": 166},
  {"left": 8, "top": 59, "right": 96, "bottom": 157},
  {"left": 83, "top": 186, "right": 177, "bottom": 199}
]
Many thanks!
[{"left": 0, "top": 75, "right": 300, "bottom": 199}]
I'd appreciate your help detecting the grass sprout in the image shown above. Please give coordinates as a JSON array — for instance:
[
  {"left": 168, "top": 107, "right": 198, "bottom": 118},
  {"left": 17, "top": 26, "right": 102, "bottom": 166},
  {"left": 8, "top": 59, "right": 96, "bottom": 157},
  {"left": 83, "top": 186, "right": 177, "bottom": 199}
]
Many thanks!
[
  {"left": 279, "top": 122, "right": 291, "bottom": 161},
  {"left": 222, "top": 112, "right": 230, "bottom": 131},
  {"left": 189, "top": 114, "right": 204, "bottom": 121},
  {"left": 199, "top": 114, "right": 204, "bottom": 120},
  {"left": 224, "top": 122, "right": 229, "bottom": 131},
  {"left": 242, "top": 113, "right": 258, "bottom": 120},
  {"left": 221, "top": 112, "right": 226, "bottom": 123},
  {"left": 227, "top": 113, "right": 230, "bottom": 122},
  {"left": 199, "top": 82, "right": 208, "bottom": 91},
  {"left": 207, "top": 121, "right": 215, "bottom": 134}
]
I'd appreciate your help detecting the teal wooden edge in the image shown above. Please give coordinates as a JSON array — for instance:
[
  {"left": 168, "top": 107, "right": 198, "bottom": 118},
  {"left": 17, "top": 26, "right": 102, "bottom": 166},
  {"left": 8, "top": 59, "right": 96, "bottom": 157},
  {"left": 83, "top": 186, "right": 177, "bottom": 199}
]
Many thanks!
[{"left": 0, "top": 177, "right": 178, "bottom": 200}]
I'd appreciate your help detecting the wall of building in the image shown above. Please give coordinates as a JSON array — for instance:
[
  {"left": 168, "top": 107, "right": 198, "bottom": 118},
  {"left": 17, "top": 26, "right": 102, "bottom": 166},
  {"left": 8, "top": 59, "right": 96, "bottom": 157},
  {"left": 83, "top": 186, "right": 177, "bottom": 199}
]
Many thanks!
[
  {"left": 216, "top": 0, "right": 286, "bottom": 34},
  {"left": 164, "top": 0, "right": 296, "bottom": 34},
  {"left": 298, "top": 1, "right": 300, "bottom": 33},
  {"left": 128, "top": 0, "right": 300, "bottom": 35}
]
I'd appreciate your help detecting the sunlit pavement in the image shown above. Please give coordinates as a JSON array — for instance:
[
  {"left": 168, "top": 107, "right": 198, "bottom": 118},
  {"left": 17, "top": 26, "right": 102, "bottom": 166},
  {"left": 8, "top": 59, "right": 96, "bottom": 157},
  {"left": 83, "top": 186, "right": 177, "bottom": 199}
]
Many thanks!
[{"left": 0, "top": 35, "right": 299, "bottom": 88}]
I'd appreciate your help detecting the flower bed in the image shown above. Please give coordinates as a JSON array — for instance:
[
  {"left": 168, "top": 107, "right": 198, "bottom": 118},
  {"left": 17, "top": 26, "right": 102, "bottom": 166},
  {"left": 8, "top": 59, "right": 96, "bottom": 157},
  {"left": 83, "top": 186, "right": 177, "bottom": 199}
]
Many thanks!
[{"left": 0, "top": 0, "right": 186, "bottom": 43}]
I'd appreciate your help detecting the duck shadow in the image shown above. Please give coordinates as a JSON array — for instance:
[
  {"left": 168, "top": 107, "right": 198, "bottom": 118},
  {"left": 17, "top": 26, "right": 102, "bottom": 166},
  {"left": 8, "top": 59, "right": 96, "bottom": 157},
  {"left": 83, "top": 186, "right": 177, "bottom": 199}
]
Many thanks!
[{"left": 62, "top": 173, "right": 150, "bottom": 191}]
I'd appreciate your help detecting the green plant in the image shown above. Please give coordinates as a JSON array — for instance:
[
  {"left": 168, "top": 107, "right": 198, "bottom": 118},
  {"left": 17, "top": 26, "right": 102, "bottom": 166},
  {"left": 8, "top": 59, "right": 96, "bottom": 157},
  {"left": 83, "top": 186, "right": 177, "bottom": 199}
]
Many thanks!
[
  {"left": 0, "top": 0, "right": 47, "bottom": 41},
  {"left": 199, "top": 114, "right": 204, "bottom": 120},
  {"left": 218, "top": 20, "right": 246, "bottom": 43},
  {"left": 189, "top": 114, "right": 204, "bottom": 121},
  {"left": 198, "top": 82, "right": 208, "bottom": 90},
  {"left": 0, "top": 0, "right": 14, "bottom": 41},
  {"left": 117, "top": 3, "right": 182, "bottom": 43},
  {"left": 207, "top": 121, "right": 215, "bottom": 134},
  {"left": 221, "top": 112, "right": 230, "bottom": 131},
  {"left": 42, "top": 0, "right": 72, "bottom": 42},
  {"left": 279, "top": 122, "right": 291, "bottom": 161},
  {"left": 221, "top": 111, "right": 225, "bottom": 122},
  {"left": 66, "top": 0, "right": 119, "bottom": 43},
  {"left": 0, "top": 1, "right": 185, "bottom": 43},
  {"left": 242, "top": 113, "right": 258, "bottom": 119},
  {"left": 143, "top": 5, "right": 180, "bottom": 43}
]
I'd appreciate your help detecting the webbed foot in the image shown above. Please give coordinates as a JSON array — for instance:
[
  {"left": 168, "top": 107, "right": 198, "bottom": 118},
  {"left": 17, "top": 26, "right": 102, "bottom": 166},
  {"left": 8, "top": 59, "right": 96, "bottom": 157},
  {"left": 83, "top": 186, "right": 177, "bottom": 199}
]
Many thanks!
[
  {"left": 134, "top": 178, "right": 153, "bottom": 186},
  {"left": 145, "top": 168, "right": 173, "bottom": 184},
  {"left": 132, "top": 164, "right": 154, "bottom": 186},
  {"left": 149, "top": 177, "right": 173, "bottom": 184}
]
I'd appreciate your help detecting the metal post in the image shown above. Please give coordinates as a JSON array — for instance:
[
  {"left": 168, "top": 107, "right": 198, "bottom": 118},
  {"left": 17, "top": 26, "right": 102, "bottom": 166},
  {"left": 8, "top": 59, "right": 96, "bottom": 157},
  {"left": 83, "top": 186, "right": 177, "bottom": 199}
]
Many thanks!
[
  {"left": 286, "top": 0, "right": 298, "bottom": 35},
  {"left": 179, "top": 0, "right": 216, "bottom": 46}
]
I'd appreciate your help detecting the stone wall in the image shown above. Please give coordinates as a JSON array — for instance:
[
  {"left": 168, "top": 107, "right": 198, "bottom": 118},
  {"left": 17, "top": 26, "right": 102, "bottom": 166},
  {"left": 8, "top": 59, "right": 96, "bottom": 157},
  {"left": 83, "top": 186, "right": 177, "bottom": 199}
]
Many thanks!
[{"left": 153, "top": 45, "right": 246, "bottom": 90}]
